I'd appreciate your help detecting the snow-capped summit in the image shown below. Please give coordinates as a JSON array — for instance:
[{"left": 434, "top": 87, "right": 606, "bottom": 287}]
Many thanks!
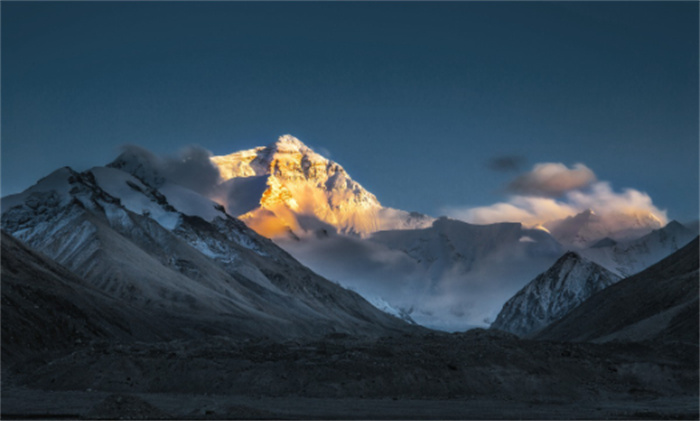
[
  {"left": 211, "top": 135, "right": 433, "bottom": 238},
  {"left": 579, "top": 219, "right": 695, "bottom": 277},
  {"left": 543, "top": 208, "right": 664, "bottom": 248},
  {"left": 272, "top": 134, "right": 312, "bottom": 152},
  {"left": 1, "top": 167, "right": 76, "bottom": 213},
  {"left": 491, "top": 251, "right": 621, "bottom": 337}
]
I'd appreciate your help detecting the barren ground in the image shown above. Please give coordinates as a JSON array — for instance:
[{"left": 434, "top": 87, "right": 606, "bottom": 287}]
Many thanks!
[{"left": 2, "top": 329, "right": 697, "bottom": 420}]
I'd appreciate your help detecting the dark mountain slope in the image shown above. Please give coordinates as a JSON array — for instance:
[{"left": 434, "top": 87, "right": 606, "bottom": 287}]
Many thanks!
[
  {"left": 491, "top": 252, "right": 620, "bottom": 336},
  {"left": 535, "top": 237, "right": 699, "bottom": 343},
  {"left": 1, "top": 231, "right": 164, "bottom": 362}
]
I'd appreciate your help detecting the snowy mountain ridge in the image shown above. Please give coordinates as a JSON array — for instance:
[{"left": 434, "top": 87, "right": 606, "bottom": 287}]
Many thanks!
[
  {"left": 3, "top": 134, "right": 689, "bottom": 333},
  {"left": 579, "top": 220, "right": 695, "bottom": 277},
  {"left": 1, "top": 164, "right": 411, "bottom": 338},
  {"left": 491, "top": 251, "right": 621, "bottom": 337},
  {"left": 543, "top": 208, "right": 664, "bottom": 249}
]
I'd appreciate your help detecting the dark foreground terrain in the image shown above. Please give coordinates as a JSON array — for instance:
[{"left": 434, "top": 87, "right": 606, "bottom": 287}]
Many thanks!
[{"left": 3, "top": 329, "right": 698, "bottom": 420}]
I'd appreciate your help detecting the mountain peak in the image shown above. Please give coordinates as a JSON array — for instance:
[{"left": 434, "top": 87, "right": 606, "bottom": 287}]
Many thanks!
[
  {"left": 270, "top": 134, "right": 310, "bottom": 152},
  {"left": 491, "top": 249, "right": 620, "bottom": 336},
  {"left": 210, "top": 135, "right": 382, "bottom": 237},
  {"left": 209, "top": 135, "right": 433, "bottom": 238},
  {"left": 544, "top": 207, "right": 664, "bottom": 248},
  {"left": 558, "top": 251, "right": 582, "bottom": 262},
  {"left": 551, "top": 251, "right": 590, "bottom": 274},
  {"left": 663, "top": 220, "right": 687, "bottom": 233},
  {"left": 1, "top": 166, "right": 79, "bottom": 213}
]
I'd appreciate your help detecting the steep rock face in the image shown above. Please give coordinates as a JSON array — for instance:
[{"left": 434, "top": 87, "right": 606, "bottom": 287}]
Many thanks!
[
  {"left": 1, "top": 166, "right": 412, "bottom": 340},
  {"left": 491, "top": 252, "right": 621, "bottom": 337},
  {"left": 535, "top": 237, "right": 699, "bottom": 344},
  {"left": 580, "top": 220, "right": 695, "bottom": 277},
  {"left": 210, "top": 135, "right": 433, "bottom": 238}
]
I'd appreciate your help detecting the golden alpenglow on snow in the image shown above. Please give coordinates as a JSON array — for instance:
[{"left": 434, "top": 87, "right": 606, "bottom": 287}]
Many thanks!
[{"left": 211, "top": 135, "right": 433, "bottom": 238}]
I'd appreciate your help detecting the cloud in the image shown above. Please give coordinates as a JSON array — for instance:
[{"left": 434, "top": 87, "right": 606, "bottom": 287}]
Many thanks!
[
  {"left": 112, "top": 144, "right": 166, "bottom": 187},
  {"left": 277, "top": 227, "right": 561, "bottom": 332},
  {"left": 444, "top": 196, "right": 577, "bottom": 227},
  {"left": 507, "top": 163, "right": 596, "bottom": 197},
  {"left": 566, "top": 181, "right": 661, "bottom": 217},
  {"left": 114, "top": 145, "right": 222, "bottom": 196},
  {"left": 488, "top": 155, "right": 525, "bottom": 172},
  {"left": 442, "top": 163, "right": 667, "bottom": 246},
  {"left": 314, "top": 146, "right": 332, "bottom": 159},
  {"left": 161, "top": 146, "right": 222, "bottom": 196}
]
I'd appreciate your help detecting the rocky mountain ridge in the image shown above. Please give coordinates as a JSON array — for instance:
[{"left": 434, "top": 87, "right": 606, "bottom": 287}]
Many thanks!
[
  {"left": 1, "top": 164, "right": 412, "bottom": 341},
  {"left": 491, "top": 252, "right": 621, "bottom": 336},
  {"left": 535, "top": 236, "right": 699, "bottom": 344}
]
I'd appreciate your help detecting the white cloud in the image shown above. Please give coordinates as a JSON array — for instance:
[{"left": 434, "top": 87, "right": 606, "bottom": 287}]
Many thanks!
[
  {"left": 444, "top": 196, "right": 577, "bottom": 227},
  {"left": 443, "top": 163, "right": 667, "bottom": 246}
]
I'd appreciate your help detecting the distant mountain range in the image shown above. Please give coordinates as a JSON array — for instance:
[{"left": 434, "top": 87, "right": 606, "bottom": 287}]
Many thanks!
[
  {"left": 1, "top": 136, "right": 696, "bottom": 421},
  {"left": 273, "top": 216, "right": 565, "bottom": 331},
  {"left": 578, "top": 220, "right": 695, "bottom": 277},
  {"left": 542, "top": 208, "right": 665, "bottom": 249},
  {"left": 1, "top": 134, "right": 694, "bottom": 333}
]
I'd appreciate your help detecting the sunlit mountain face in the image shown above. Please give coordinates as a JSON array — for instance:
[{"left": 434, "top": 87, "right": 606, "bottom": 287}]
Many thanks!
[{"left": 210, "top": 135, "right": 434, "bottom": 239}]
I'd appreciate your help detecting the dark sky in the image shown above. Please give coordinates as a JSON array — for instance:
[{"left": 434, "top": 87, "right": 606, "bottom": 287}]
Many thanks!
[{"left": 2, "top": 2, "right": 698, "bottom": 221}]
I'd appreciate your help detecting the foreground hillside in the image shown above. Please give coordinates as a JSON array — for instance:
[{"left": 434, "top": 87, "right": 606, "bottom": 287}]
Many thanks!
[{"left": 1, "top": 232, "right": 153, "bottom": 362}]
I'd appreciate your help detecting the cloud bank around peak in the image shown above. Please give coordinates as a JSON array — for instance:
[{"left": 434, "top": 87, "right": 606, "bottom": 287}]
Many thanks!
[{"left": 443, "top": 162, "right": 667, "bottom": 242}]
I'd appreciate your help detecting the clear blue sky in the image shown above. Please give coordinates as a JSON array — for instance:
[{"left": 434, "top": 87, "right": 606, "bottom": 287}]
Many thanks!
[{"left": 2, "top": 2, "right": 698, "bottom": 221}]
